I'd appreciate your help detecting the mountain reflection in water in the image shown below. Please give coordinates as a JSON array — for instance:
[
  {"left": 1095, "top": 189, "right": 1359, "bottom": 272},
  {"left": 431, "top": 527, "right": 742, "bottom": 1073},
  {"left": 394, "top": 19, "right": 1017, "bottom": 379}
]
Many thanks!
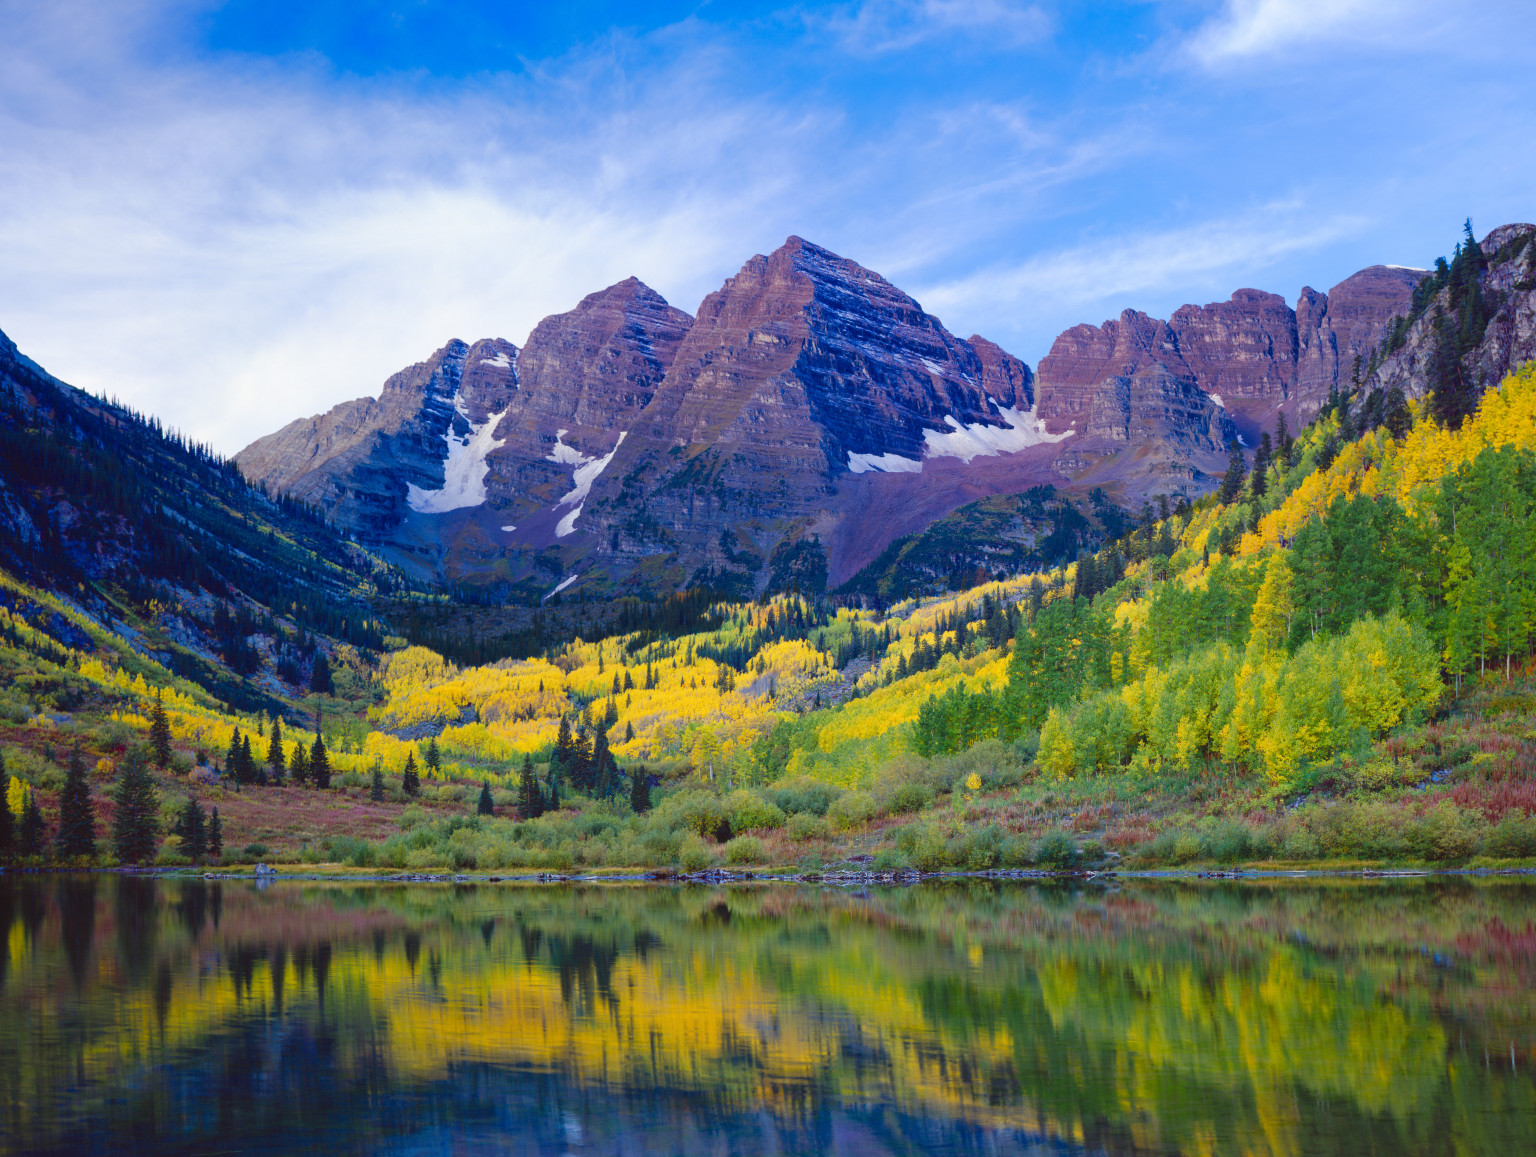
[{"left": 1, "top": 876, "right": 1533, "bottom": 1155}]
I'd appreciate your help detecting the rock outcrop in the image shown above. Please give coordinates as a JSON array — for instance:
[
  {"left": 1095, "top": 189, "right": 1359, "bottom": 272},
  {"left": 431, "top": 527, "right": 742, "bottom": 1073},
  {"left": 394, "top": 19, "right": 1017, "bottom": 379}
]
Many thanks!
[{"left": 1034, "top": 266, "right": 1426, "bottom": 452}]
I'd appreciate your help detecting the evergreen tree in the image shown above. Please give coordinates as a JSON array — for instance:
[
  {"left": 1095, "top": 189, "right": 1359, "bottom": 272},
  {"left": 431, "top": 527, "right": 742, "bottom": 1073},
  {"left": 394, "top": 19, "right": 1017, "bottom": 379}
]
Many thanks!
[
  {"left": 477, "top": 781, "right": 495, "bottom": 816},
  {"left": 1218, "top": 440, "right": 1247, "bottom": 505},
  {"left": 604, "top": 698, "right": 619, "bottom": 729},
  {"left": 267, "top": 717, "right": 286, "bottom": 785},
  {"left": 175, "top": 798, "right": 207, "bottom": 861},
  {"left": 111, "top": 748, "right": 160, "bottom": 865},
  {"left": 624, "top": 720, "right": 634, "bottom": 743},
  {"left": 0, "top": 765, "right": 13, "bottom": 864},
  {"left": 227, "top": 728, "right": 245, "bottom": 784},
  {"left": 1251, "top": 433, "right": 1273, "bottom": 500},
  {"left": 424, "top": 737, "right": 441, "bottom": 774},
  {"left": 1275, "top": 412, "right": 1292, "bottom": 469},
  {"left": 18, "top": 793, "right": 46, "bottom": 858},
  {"left": 54, "top": 748, "right": 97, "bottom": 860},
  {"left": 370, "top": 761, "right": 386, "bottom": 801},
  {"left": 244, "top": 737, "right": 261, "bottom": 786},
  {"left": 402, "top": 751, "right": 420, "bottom": 797},
  {"left": 629, "top": 765, "right": 651, "bottom": 814},
  {"left": 149, "top": 691, "right": 173, "bottom": 768},
  {"left": 289, "top": 740, "right": 309, "bottom": 786},
  {"left": 309, "top": 652, "right": 333, "bottom": 695},
  {"left": 310, "top": 734, "right": 331, "bottom": 790},
  {"left": 517, "top": 753, "right": 543, "bottom": 819},
  {"left": 207, "top": 807, "right": 223, "bottom": 858},
  {"left": 592, "top": 731, "right": 617, "bottom": 800}
]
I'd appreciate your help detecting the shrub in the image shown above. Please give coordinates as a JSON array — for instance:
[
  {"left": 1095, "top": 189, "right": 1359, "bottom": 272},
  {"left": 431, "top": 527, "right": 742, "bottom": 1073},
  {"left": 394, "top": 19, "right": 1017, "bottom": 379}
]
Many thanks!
[
  {"left": 887, "top": 782, "right": 932, "bottom": 814},
  {"left": 1486, "top": 813, "right": 1536, "bottom": 859},
  {"left": 723, "top": 835, "right": 766, "bottom": 864},
  {"left": 999, "top": 835, "right": 1033, "bottom": 867},
  {"left": 786, "top": 813, "right": 830, "bottom": 842},
  {"left": 242, "top": 842, "right": 269, "bottom": 859},
  {"left": 397, "top": 806, "right": 427, "bottom": 831},
  {"left": 435, "top": 784, "right": 466, "bottom": 803},
  {"left": 679, "top": 833, "right": 713, "bottom": 872},
  {"left": 324, "top": 835, "right": 375, "bottom": 867},
  {"left": 949, "top": 824, "right": 1001, "bottom": 869},
  {"left": 650, "top": 789, "right": 727, "bottom": 837},
  {"left": 827, "top": 790, "right": 877, "bottom": 831},
  {"left": 1199, "top": 819, "right": 1255, "bottom": 864},
  {"left": 1034, "top": 830, "right": 1079, "bottom": 869},
  {"left": 1408, "top": 801, "right": 1478, "bottom": 861},
  {"left": 872, "top": 847, "right": 907, "bottom": 871},
  {"left": 723, "top": 790, "right": 785, "bottom": 832},
  {"left": 768, "top": 776, "right": 840, "bottom": 816}
]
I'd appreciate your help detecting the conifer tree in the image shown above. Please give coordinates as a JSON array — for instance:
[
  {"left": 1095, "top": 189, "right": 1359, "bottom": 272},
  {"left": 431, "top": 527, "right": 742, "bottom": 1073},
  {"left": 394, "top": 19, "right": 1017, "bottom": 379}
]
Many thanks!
[
  {"left": 624, "top": 720, "right": 634, "bottom": 743},
  {"left": 227, "top": 727, "right": 244, "bottom": 783},
  {"left": 592, "top": 731, "right": 617, "bottom": 799},
  {"left": 289, "top": 740, "right": 309, "bottom": 786},
  {"left": 309, "top": 652, "right": 333, "bottom": 695},
  {"left": 477, "top": 781, "right": 495, "bottom": 816},
  {"left": 111, "top": 748, "right": 160, "bottom": 865},
  {"left": 370, "top": 762, "right": 386, "bottom": 801},
  {"left": 175, "top": 798, "right": 207, "bottom": 861},
  {"left": 244, "top": 737, "right": 261, "bottom": 786},
  {"left": 149, "top": 691, "right": 173, "bottom": 769},
  {"left": 208, "top": 807, "right": 223, "bottom": 858},
  {"left": 267, "top": 717, "right": 286, "bottom": 785},
  {"left": 310, "top": 734, "right": 331, "bottom": 790},
  {"left": 402, "top": 751, "right": 420, "bottom": 797},
  {"left": 1250, "top": 433, "right": 1273, "bottom": 500},
  {"left": 18, "top": 794, "right": 46, "bottom": 858},
  {"left": 517, "top": 753, "right": 543, "bottom": 819},
  {"left": 54, "top": 748, "right": 97, "bottom": 860},
  {"left": 629, "top": 765, "right": 651, "bottom": 814},
  {"left": 1218, "top": 440, "right": 1247, "bottom": 505},
  {"left": 0, "top": 766, "right": 13, "bottom": 863},
  {"left": 425, "top": 737, "right": 441, "bottom": 775},
  {"left": 604, "top": 698, "right": 619, "bottom": 729}
]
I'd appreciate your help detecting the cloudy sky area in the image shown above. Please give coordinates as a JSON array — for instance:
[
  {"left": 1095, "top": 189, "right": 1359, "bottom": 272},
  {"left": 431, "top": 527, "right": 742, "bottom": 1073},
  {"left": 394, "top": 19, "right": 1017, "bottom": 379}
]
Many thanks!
[{"left": 1, "top": 0, "right": 1532, "bottom": 452}]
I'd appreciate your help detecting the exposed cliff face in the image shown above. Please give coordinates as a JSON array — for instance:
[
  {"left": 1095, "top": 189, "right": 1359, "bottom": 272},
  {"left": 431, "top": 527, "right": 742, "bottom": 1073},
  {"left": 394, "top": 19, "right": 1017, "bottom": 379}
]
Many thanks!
[
  {"left": 233, "top": 337, "right": 518, "bottom": 536},
  {"left": 233, "top": 225, "right": 1535, "bottom": 599},
  {"left": 1033, "top": 264, "right": 1426, "bottom": 457},
  {"left": 1366, "top": 225, "right": 1536, "bottom": 405},
  {"left": 569, "top": 237, "right": 1049, "bottom": 588}
]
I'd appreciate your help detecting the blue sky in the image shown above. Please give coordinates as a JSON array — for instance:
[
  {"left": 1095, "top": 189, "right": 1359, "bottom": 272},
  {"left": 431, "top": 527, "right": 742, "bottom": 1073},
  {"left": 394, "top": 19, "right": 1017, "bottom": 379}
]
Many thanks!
[{"left": 1, "top": 0, "right": 1533, "bottom": 451}]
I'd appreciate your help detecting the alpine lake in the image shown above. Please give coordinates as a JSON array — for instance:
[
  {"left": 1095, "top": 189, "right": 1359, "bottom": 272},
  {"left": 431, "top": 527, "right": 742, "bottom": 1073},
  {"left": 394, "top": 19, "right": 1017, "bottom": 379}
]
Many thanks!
[{"left": 1, "top": 872, "right": 1533, "bottom": 1156}]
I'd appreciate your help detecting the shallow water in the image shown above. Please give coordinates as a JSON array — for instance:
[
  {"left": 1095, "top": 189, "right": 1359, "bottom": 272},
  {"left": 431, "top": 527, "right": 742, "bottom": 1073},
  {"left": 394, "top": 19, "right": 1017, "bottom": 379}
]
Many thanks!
[{"left": 0, "top": 875, "right": 1533, "bottom": 1156}]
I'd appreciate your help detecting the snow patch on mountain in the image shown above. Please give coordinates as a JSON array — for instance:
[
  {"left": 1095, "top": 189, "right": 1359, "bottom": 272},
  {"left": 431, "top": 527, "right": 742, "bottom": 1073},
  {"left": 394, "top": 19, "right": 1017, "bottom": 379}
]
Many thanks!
[
  {"left": 848, "top": 451, "right": 923, "bottom": 475},
  {"left": 480, "top": 351, "right": 513, "bottom": 369},
  {"left": 406, "top": 398, "right": 508, "bottom": 514},
  {"left": 551, "top": 431, "right": 628, "bottom": 538},
  {"left": 921, "top": 401, "right": 1072, "bottom": 464}
]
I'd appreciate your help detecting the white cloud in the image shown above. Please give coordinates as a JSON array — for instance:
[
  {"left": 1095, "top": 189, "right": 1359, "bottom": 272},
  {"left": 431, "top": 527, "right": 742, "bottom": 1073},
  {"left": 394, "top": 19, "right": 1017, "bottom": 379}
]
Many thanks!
[
  {"left": 0, "top": 6, "right": 826, "bottom": 453},
  {"left": 817, "top": 0, "right": 1052, "bottom": 53},
  {"left": 917, "top": 204, "right": 1366, "bottom": 351},
  {"left": 1186, "top": 0, "right": 1424, "bottom": 65}
]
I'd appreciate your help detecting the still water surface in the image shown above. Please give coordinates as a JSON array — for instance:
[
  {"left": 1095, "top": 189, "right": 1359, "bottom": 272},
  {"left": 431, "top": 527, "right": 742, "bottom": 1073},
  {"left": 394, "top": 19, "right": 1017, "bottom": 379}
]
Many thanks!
[{"left": 1, "top": 874, "right": 1533, "bottom": 1155}]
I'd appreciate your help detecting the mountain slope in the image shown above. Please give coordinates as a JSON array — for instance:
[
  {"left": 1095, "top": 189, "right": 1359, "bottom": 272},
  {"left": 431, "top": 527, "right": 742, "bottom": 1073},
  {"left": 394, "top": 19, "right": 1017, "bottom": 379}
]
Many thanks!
[{"left": 232, "top": 223, "right": 1536, "bottom": 602}]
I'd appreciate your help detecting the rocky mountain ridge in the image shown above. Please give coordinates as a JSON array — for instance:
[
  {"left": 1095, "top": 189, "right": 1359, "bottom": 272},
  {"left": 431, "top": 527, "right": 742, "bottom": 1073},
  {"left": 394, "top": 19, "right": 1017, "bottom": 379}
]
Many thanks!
[{"left": 234, "top": 224, "right": 1536, "bottom": 599}]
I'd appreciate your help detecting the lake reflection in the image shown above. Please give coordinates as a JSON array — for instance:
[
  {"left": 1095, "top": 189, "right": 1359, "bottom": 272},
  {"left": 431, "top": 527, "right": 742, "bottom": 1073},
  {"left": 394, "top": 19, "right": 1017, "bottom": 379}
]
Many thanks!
[{"left": 1, "top": 875, "right": 1533, "bottom": 1156}]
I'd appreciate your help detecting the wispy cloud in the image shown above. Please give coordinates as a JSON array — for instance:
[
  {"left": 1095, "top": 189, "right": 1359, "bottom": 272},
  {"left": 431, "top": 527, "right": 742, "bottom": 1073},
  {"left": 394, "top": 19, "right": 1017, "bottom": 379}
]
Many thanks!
[
  {"left": 917, "top": 205, "right": 1367, "bottom": 353},
  {"left": 1184, "top": 0, "right": 1428, "bottom": 66},
  {"left": 815, "top": 0, "right": 1052, "bottom": 53},
  {"left": 0, "top": 7, "right": 834, "bottom": 451}
]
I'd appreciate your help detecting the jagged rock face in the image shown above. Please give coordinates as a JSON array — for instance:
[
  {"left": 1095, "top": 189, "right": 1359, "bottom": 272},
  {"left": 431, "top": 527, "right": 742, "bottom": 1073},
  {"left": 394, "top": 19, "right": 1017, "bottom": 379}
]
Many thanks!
[
  {"left": 485, "top": 278, "right": 694, "bottom": 518},
  {"left": 1366, "top": 225, "right": 1536, "bottom": 405},
  {"left": 575, "top": 237, "right": 1041, "bottom": 582},
  {"left": 233, "top": 338, "right": 518, "bottom": 536},
  {"left": 1035, "top": 266, "right": 1425, "bottom": 449},
  {"left": 234, "top": 226, "right": 1536, "bottom": 598}
]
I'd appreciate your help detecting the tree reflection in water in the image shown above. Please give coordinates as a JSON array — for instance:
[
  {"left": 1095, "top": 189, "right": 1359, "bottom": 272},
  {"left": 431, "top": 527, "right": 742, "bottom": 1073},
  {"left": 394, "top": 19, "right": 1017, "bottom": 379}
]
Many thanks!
[{"left": 0, "top": 876, "right": 1533, "bottom": 1156}]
